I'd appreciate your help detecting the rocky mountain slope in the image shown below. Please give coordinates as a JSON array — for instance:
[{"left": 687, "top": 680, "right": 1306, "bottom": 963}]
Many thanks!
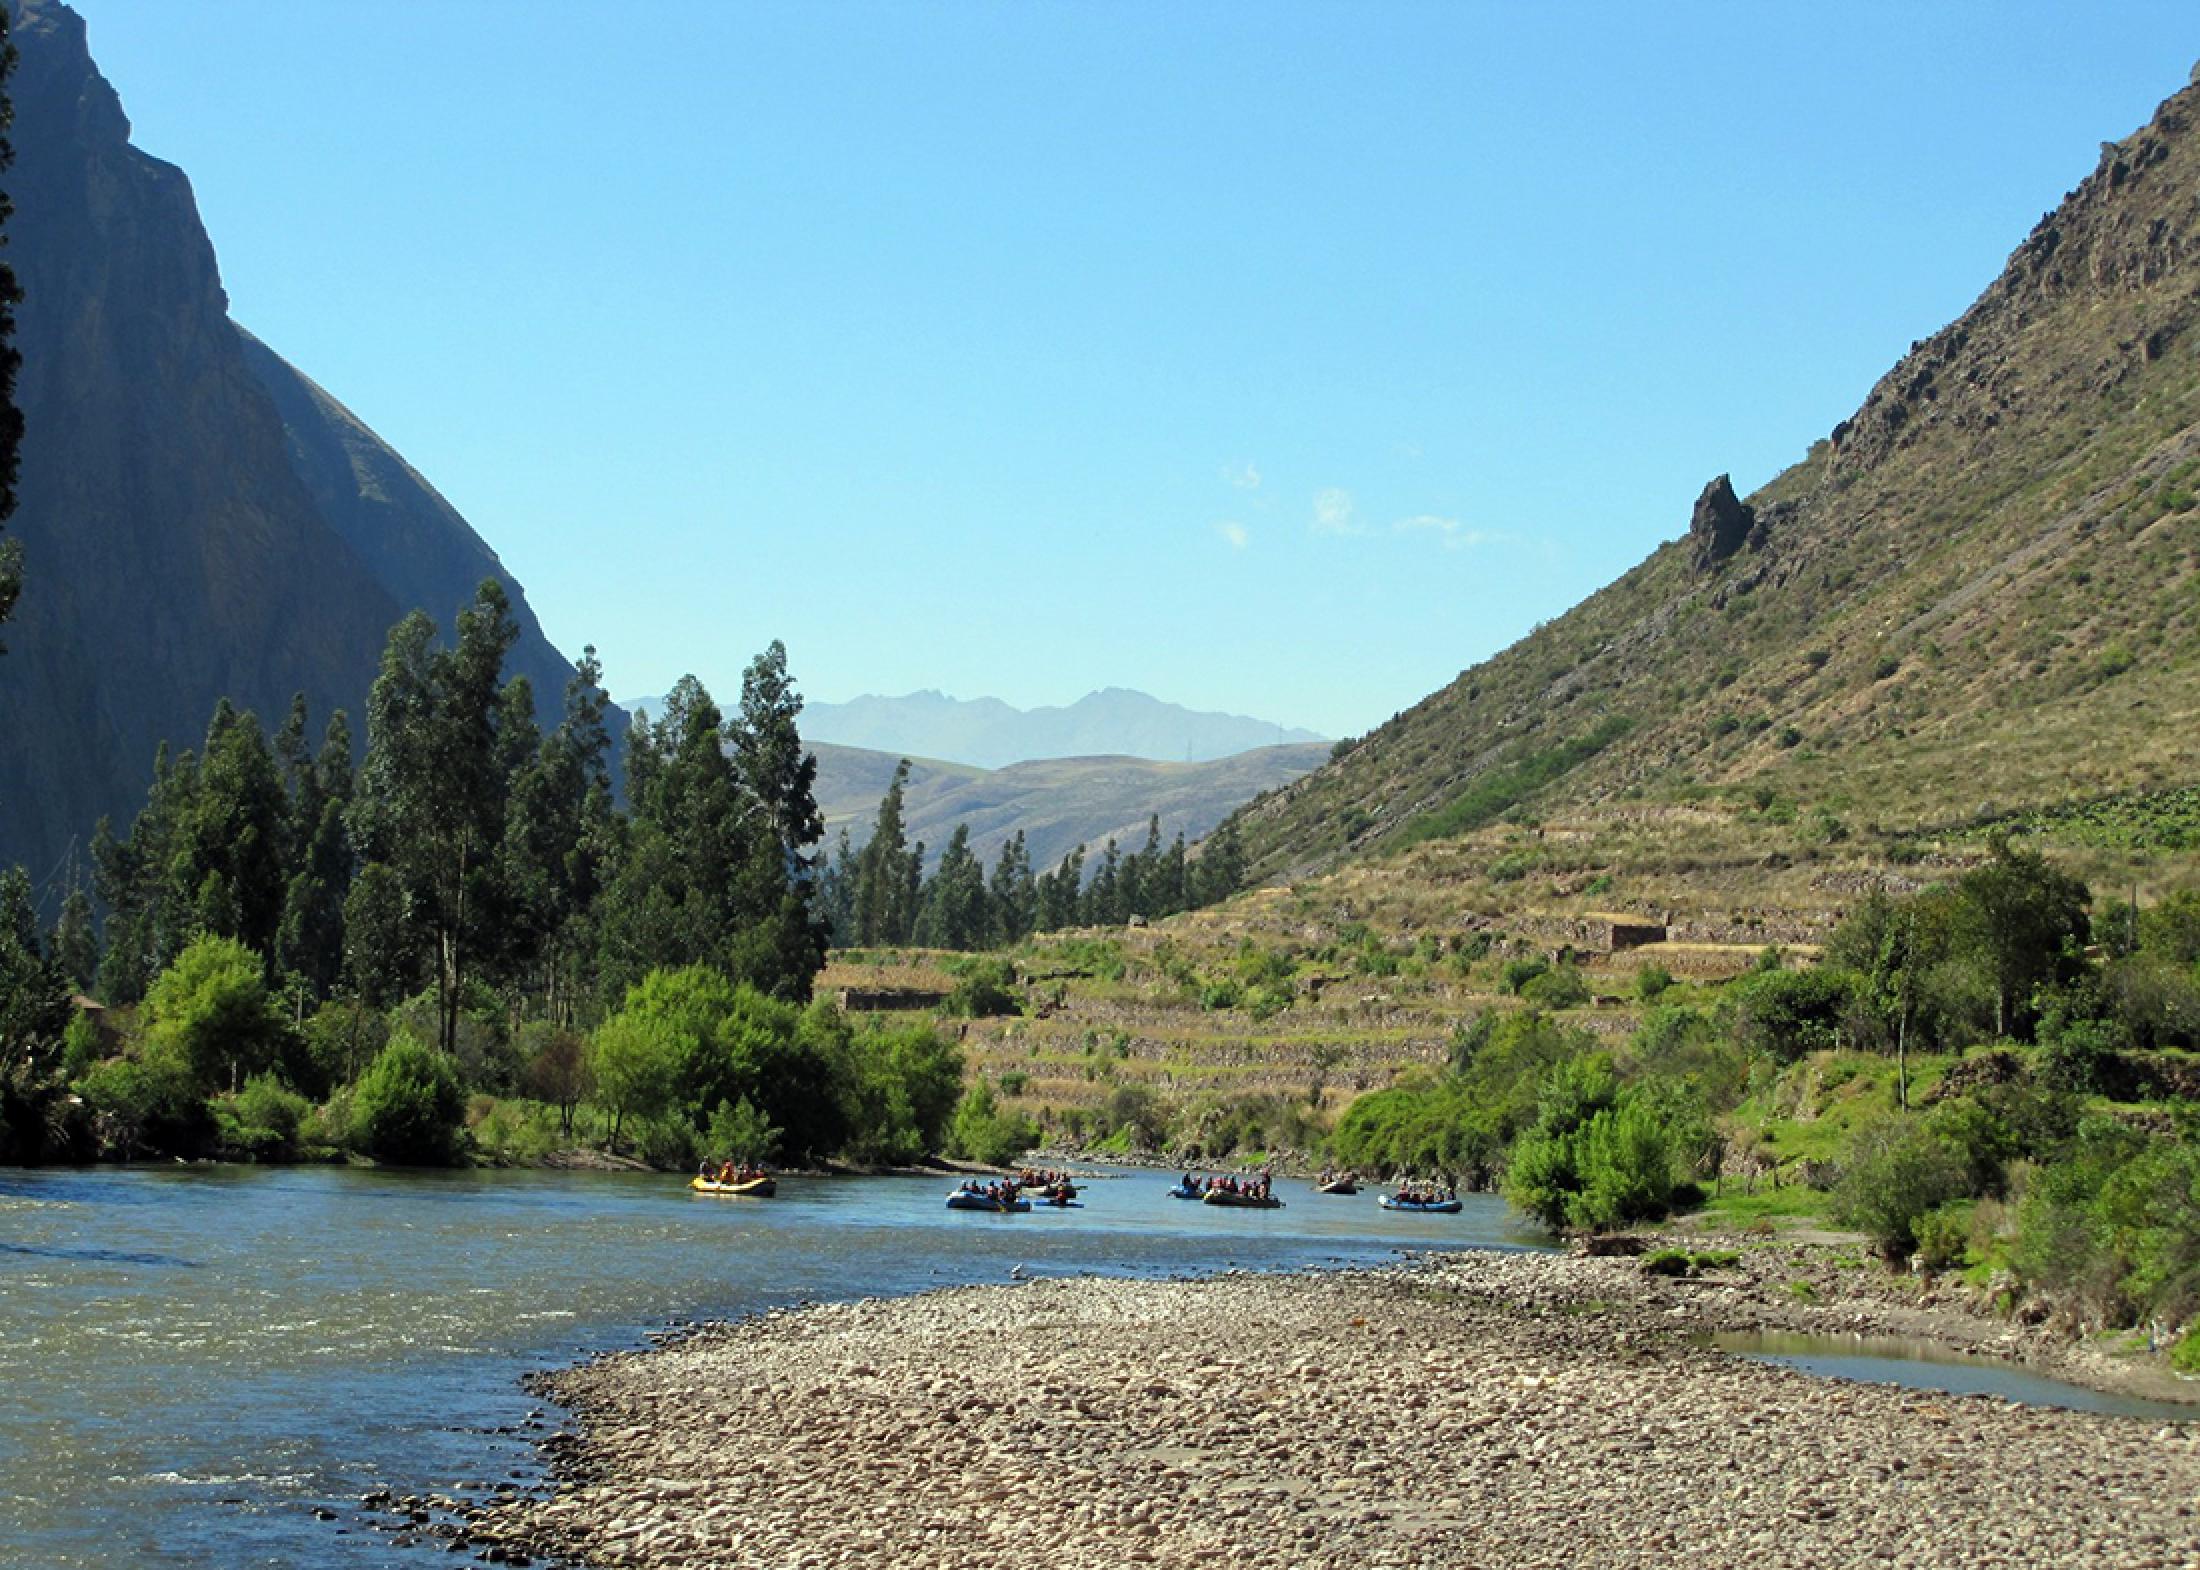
[
  {"left": 813, "top": 739, "right": 1325, "bottom": 875},
  {"left": 796, "top": 686, "right": 1322, "bottom": 769},
  {"left": 0, "top": 0, "right": 603, "bottom": 886},
  {"left": 1221, "top": 67, "right": 2200, "bottom": 886}
]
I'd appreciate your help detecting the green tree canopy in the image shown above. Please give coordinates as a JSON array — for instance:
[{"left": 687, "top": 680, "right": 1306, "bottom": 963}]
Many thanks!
[{"left": 145, "top": 933, "right": 291, "bottom": 1094}]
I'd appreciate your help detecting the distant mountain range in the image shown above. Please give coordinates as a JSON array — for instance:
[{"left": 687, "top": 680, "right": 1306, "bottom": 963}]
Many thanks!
[
  {"left": 809, "top": 740, "right": 1327, "bottom": 876},
  {"left": 0, "top": 0, "right": 610, "bottom": 886},
  {"left": 626, "top": 687, "right": 1324, "bottom": 771}
]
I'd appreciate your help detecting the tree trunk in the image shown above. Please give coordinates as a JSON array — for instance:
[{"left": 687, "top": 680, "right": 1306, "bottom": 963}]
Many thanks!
[{"left": 1897, "top": 1000, "right": 1910, "bottom": 1112}]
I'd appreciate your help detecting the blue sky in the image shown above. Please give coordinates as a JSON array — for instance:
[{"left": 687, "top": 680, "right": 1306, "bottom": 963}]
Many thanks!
[{"left": 71, "top": 1, "right": 2200, "bottom": 738}]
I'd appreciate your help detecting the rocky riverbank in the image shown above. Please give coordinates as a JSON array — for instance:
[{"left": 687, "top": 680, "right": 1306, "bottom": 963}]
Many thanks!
[{"left": 455, "top": 1248, "right": 2199, "bottom": 1569}]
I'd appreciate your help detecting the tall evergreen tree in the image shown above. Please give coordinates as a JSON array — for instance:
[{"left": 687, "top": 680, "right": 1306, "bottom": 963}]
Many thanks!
[
  {"left": 916, "top": 825, "right": 988, "bottom": 950},
  {"left": 1157, "top": 832, "right": 1189, "bottom": 918},
  {"left": 176, "top": 704, "right": 290, "bottom": 961},
  {"left": 1194, "top": 820, "right": 1247, "bottom": 908},
  {"left": 49, "top": 886, "right": 97, "bottom": 993},
  {"left": 733, "top": 640, "right": 824, "bottom": 869},
  {"left": 0, "top": 867, "right": 70, "bottom": 1099},
  {"left": 503, "top": 648, "right": 615, "bottom": 1021},
  {"left": 276, "top": 708, "right": 356, "bottom": 999},
  {"left": 818, "top": 826, "right": 858, "bottom": 946},
  {"left": 987, "top": 831, "right": 1035, "bottom": 946},
  {"left": 1036, "top": 844, "right": 1086, "bottom": 933},
  {"left": 350, "top": 583, "right": 522, "bottom": 1055},
  {"left": 1084, "top": 839, "right": 1123, "bottom": 927},
  {"left": 597, "top": 674, "right": 775, "bottom": 997},
  {"left": 852, "top": 761, "right": 918, "bottom": 946},
  {"left": 92, "top": 743, "right": 203, "bottom": 1003}
]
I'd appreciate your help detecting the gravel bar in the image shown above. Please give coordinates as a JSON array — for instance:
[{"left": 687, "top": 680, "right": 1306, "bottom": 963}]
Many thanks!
[{"left": 464, "top": 1250, "right": 2200, "bottom": 1569}]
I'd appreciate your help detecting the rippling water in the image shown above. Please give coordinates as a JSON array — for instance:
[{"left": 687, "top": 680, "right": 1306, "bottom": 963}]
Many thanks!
[{"left": 0, "top": 1164, "right": 1543, "bottom": 1568}]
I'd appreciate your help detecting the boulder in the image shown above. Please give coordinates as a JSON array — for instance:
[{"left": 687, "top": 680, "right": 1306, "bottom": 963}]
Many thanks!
[{"left": 1688, "top": 474, "right": 1757, "bottom": 573}]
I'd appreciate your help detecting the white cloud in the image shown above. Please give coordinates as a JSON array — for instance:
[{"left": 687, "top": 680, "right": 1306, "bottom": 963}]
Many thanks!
[
  {"left": 1214, "top": 520, "right": 1250, "bottom": 549},
  {"left": 1312, "top": 486, "right": 1360, "bottom": 535},
  {"left": 1395, "top": 514, "right": 1498, "bottom": 550},
  {"left": 1221, "top": 460, "right": 1262, "bottom": 491}
]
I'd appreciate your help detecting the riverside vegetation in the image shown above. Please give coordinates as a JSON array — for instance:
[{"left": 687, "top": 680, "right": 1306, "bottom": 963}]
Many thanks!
[
  {"left": 829, "top": 820, "right": 2200, "bottom": 1376},
  {"left": 0, "top": 586, "right": 1050, "bottom": 1176}
]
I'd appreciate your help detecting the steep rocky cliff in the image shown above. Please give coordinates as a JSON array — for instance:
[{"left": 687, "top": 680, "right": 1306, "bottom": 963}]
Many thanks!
[{"left": 0, "top": 0, "right": 600, "bottom": 887}]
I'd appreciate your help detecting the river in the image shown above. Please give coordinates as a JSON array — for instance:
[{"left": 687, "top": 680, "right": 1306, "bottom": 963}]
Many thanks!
[{"left": 0, "top": 1164, "right": 1543, "bottom": 1568}]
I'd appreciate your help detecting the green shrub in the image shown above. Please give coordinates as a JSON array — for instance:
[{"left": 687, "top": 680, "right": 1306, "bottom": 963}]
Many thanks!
[
  {"left": 77, "top": 1044, "right": 204, "bottom": 1159},
  {"left": 2173, "top": 1326, "right": 2200, "bottom": 1375},
  {"left": 1200, "top": 978, "right": 1243, "bottom": 1011},
  {"left": 1913, "top": 1201, "right": 1975, "bottom": 1271},
  {"left": 59, "top": 1012, "right": 102, "bottom": 1081},
  {"left": 1500, "top": 956, "right": 1550, "bottom": 995},
  {"left": 1722, "top": 965, "right": 1857, "bottom": 1063},
  {"left": 1634, "top": 964, "right": 1674, "bottom": 1002},
  {"left": 633, "top": 1114, "right": 698, "bottom": 1171},
  {"left": 348, "top": 1035, "right": 467, "bottom": 1166},
  {"left": 145, "top": 934, "right": 291, "bottom": 1093},
  {"left": 1520, "top": 965, "right": 1590, "bottom": 1010},
  {"left": 1833, "top": 1118, "right": 1967, "bottom": 1258},
  {"left": 1642, "top": 1248, "right": 1691, "bottom": 1277},
  {"left": 942, "top": 958, "right": 1020, "bottom": 1018},
  {"left": 1505, "top": 1057, "right": 1678, "bottom": 1232},
  {"left": 1093, "top": 1083, "right": 1171, "bottom": 1151},
  {"left": 948, "top": 1079, "right": 1039, "bottom": 1166},
  {"left": 214, "top": 1073, "right": 313, "bottom": 1161},
  {"left": 705, "top": 1096, "right": 781, "bottom": 1165}
]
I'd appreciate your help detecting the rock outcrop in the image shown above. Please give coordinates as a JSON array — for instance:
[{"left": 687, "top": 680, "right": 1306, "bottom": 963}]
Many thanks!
[{"left": 1686, "top": 474, "right": 1756, "bottom": 573}]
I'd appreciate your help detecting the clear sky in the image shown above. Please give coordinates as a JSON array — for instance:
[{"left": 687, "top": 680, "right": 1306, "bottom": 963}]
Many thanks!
[{"left": 67, "top": 1, "right": 2200, "bottom": 738}]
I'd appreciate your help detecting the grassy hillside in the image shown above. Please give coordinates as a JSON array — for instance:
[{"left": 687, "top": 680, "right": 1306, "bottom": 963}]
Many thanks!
[
  {"left": 815, "top": 740, "right": 1328, "bottom": 874},
  {"left": 1222, "top": 75, "right": 2200, "bottom": 888}
]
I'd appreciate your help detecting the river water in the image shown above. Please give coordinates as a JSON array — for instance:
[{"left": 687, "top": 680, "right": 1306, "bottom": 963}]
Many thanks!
[{"left": 0, "top": 1164, "right": 1542, "bottom": 1569}]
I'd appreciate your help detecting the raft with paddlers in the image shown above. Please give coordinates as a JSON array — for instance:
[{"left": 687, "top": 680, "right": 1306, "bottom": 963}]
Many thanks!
[
  {"left": 946, "top": 1183, "right": 1030, "bottom": 1213},
  {"left": 1201, "top": 1187, "right": 1283, "bottom": 1210},
  {"left": 1378, "top": 1191, "right": 1461, "bottom": 1214},
  {"left": 1166, "top": 1180, "right": 1203, "bottom": 1200},
  {"left": 1315, "top": 1174, "right": 1358, "bottom": 1196},
  {"left": 691, "top": 1174, "right": 777, "bottom": 1198}
]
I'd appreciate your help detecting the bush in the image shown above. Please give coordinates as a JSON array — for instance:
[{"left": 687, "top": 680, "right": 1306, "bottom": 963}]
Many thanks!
[
  {"left": 2037, "top": 1008, "right": 2121, "bottom": 1093},
  {"left": 77, "top": 1044, "right": 204, "bottom": 1159},
  {"left": 1723, "top": 966, "right": 1857, "bottom": 1063},
  {"left": 1832, "top": 1118, "right": 1966, "bottom": 1259},
  {"left": 1912, "top": 1201, "right": 1975, "bottom": 1272},
  {"left": 2173, "top": 1326, "right": 2200, "bottom": 1375},
  {"left": 145, "top": 934, "right": 291, "bottom": 1093},
  {"left": 832, "top": 1019, "right": 964, "bottom": 1165},
  {"left": 1094, "top": 1083, "right": 1171, "bottom": 1150},
  {"left": 587, "top": 1011, "right": 683, "bottom": 1148},
  {"left": 1199, "top": 979, "right": 1243, "bottom": 1011},
  {"left": 348, "top": 1035, "right": 467, "bottom": 1166},
  {"left": 705, "top": 1096, "right": 781, "bottom": 1165},
  {"left": 1504, "top": 1057, "right": 1679, "bottom": 1232},
  {"left": 942, "top": 958, "right": 1020, "bottom": 1019},
  {"left": 1499, "top": 956, "right": 1550, "bottom": 996},
  {"left": 1634, "top": 964, "right": 1674, "bottom": 1002},
  {"left": 948, "top": 1079, "right": 1038, "bottom": 1166},
  {"left": 214, "top": 1073, "right": 313, "bottom": 1161},
  {"left": 1519, "top": 965, "right": 1590, "bottom": 1010}
]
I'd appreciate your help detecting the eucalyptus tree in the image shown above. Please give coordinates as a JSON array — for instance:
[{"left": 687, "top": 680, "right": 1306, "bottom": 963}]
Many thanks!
[{"left": 350, "top": 582, "right": 523, "bottom": 1055}]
